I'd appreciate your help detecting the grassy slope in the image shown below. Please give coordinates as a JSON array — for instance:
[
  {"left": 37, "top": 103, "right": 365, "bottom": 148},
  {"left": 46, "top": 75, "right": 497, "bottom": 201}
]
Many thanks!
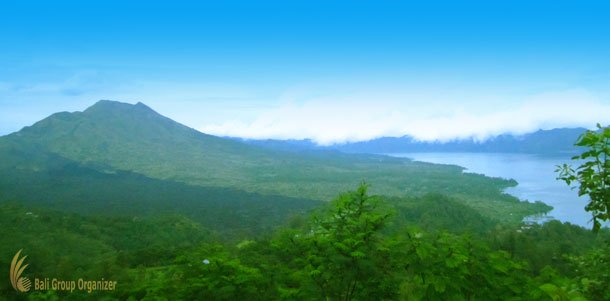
[{"left": 0, "top": 100, "right": 550, "bottom": 223}]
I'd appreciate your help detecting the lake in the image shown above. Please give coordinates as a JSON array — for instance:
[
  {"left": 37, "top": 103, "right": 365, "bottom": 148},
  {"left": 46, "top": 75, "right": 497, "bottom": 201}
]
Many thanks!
[{"left": 387, "top": 152, "right": 597, "bottom": 228}]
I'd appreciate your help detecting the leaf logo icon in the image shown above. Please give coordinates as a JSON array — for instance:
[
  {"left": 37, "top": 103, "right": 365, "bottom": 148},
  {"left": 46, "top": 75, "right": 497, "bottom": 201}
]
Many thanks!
[{"left": 10, "top": 250, "right": 31, "bottom": 293}]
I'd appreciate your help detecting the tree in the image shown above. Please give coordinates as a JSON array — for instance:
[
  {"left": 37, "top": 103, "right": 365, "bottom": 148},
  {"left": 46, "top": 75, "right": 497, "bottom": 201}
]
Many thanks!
[
  {"left": 135, "top": 243, "right": 269, "bottom": 301},
  {"left": 303, "top": 183, "right": 396, "bottom": 300},
  {"left": 557, "top": 124, "right": 610, "bottom": 231},
  {"left": 394, "top": 229, "right": 534, "bottom": 300}
]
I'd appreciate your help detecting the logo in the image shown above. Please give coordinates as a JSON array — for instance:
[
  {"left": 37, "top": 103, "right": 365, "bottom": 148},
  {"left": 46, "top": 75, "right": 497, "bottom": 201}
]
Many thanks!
[
  {"left": 10, "top": 250, "right": 31, "bottom": 292},
  {"left": 8, "top": 249, "right": 118, "bottom": 294}
]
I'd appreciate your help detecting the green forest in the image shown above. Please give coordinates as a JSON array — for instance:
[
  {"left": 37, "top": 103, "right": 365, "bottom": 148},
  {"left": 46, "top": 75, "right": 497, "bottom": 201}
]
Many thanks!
[
  {"left": 1, "top": 184, "right": 609, "bottom": 300},
  {"left": 0, "top": 101, "right": 609, "bottom": 300}
]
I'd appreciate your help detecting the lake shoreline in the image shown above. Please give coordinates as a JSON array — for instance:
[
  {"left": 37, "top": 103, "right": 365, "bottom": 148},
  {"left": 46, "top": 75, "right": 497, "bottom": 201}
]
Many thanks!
[{"left": 385, "top": 152, "right": 593, "bottom": 228}]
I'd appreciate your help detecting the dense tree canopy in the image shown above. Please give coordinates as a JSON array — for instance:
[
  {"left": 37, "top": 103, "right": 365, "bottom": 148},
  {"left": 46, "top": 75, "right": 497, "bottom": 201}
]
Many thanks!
[{"left": 3, "top": 184, "right": 609, "bottom": 300}]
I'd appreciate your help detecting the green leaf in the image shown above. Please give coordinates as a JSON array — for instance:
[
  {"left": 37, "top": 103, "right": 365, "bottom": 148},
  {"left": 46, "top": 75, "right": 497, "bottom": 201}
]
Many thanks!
[{"left": 538, "top": 283, "right": 559, "bottom": 297}]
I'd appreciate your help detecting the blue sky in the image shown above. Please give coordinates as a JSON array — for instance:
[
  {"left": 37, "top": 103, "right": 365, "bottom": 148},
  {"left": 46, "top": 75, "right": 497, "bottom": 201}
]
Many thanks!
[{"left": 2, "top": 1, "right": 610, "bottom": 143}]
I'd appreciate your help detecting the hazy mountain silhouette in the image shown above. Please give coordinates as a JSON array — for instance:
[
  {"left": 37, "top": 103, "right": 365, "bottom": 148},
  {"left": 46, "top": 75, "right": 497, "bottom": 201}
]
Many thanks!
[{"left": 240, "top": 128, "right": 586, "bottom": 155}]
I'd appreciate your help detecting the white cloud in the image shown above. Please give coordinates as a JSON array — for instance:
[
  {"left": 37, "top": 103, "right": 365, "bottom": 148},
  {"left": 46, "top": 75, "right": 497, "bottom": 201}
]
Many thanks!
[{"left": 199, "top": 88, "right": 610, "bottom": 145}]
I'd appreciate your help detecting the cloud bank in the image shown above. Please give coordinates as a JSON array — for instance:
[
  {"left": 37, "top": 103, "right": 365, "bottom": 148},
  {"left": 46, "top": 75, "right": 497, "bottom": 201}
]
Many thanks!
[{"left": 200, "top": 89, "right": 610, "bottom": 145}]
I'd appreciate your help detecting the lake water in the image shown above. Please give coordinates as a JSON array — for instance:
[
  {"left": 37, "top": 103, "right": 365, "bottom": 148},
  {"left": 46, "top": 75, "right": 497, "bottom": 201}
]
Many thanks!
[{"left": 387, "top": 152, "right": 598, "bottom": 228}]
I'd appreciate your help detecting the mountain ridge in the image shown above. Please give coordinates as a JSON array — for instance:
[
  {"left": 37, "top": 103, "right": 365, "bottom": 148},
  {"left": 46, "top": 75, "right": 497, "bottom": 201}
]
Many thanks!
[{"left": 239, "top": 127, "right": 587, "bottom": 155}]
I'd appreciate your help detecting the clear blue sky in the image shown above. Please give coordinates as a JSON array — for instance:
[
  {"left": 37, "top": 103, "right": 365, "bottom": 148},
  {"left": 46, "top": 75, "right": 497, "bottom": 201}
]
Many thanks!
[{"left": 2, "top": 0, "right": 610, "bottom": 143}]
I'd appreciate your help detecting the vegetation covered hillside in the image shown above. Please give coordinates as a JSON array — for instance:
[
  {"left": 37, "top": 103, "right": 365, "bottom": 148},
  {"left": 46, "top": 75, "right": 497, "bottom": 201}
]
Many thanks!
[{"left": 0, "top": 100, "right": 549, "bottom": 223}]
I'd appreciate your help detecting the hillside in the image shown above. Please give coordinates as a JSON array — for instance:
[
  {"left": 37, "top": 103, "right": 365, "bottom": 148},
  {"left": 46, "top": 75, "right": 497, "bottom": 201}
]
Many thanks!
[
  {"left": 0, "top": 100, "right": 550, "bottom": 223},
  {"left": 0, "top": 146, "right": 320, "bottom": 240}
]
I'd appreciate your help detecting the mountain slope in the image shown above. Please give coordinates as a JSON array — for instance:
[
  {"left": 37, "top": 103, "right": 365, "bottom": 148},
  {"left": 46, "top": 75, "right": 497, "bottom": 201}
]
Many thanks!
[
  {"left": 0, "top": 140, "right": 320, "bottom": 239},
  {"left": 0, "top": 100, "right": 551, "bottom": 223},
  {"left": 8, "top": 100, "right": 270, "bottom": 185}
]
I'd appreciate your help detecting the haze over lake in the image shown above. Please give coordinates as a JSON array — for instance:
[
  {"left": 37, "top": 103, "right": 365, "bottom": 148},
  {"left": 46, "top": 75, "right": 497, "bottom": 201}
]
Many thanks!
[{"left": 387, "top": 152, "right": 595, "bottom": 228}]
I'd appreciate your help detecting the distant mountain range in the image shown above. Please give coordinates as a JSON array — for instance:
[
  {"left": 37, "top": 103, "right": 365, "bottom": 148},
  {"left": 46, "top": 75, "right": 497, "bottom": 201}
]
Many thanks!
[{"left": 239, "top": 128, "right": 587, "bottom": 155}]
